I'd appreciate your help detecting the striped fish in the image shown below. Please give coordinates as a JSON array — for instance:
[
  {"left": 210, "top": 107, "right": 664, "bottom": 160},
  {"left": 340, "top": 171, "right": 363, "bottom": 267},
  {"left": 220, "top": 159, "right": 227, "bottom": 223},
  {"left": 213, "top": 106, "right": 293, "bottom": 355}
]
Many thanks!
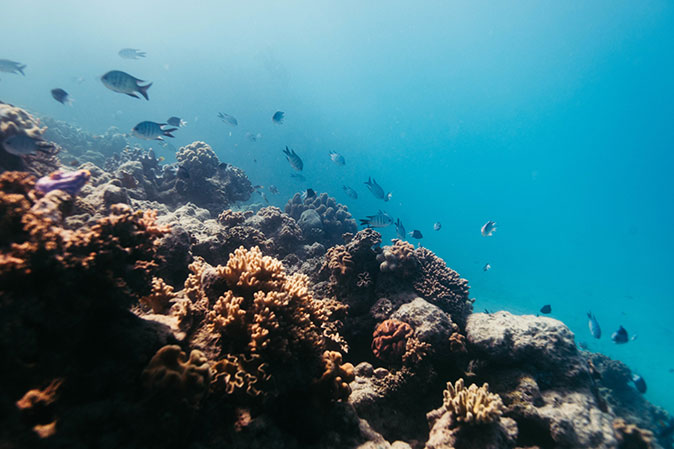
[
  {"left": 132, "top": 121, "right": 177, "bottom": 141},
  {"left": 365, "top": 177, "right": 391, "bottom": 201},
  {"left": 395, "top": 218, "right": 406, "bottom": 239},
  {"left": 101, "top": 70, "right": 152, "bottom": 100},
  {"left": 283, "top": 146, "right": 303, "bottom": 171},
  {"left": 359, "top": 210, "right": 393, "bottom": 228}
]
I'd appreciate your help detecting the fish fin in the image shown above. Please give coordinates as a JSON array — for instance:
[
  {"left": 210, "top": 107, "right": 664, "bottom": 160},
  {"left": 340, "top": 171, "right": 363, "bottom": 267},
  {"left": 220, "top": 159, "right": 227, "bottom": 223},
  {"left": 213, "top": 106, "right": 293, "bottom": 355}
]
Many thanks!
[
  {"left": 138, "top": 52, "right": 147, "bottom": 58},
  {"left": 138, "top": 82, "right": 152, "bottom": 100},
  {"left": 17, "top": 64, "right": 26, "bottom": 75},
  {"left": 126, "top": 93, "right": 140, "bottom": 99},
  {"left": 156, "top": 136, "right": 165, "bottom": 141},
  {"left": 163, "top": 129, "right": 177, "bottom": 138}
]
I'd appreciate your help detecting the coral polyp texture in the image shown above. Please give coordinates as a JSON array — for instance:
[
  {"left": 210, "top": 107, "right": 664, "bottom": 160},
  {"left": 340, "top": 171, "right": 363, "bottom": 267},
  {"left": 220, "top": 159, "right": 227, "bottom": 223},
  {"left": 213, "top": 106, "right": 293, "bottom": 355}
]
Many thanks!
[
  {"left": 443, "top": 378, "right": 504, "bottom": 425},
  {"left": 377, "top": 239, "right": 418, "bottom": 276},
  {"left": 285, "top": 191, "right": 357, "bottom": 246},
  {"left": 371, "top": 319, "right": 414, "bottom": 363}
]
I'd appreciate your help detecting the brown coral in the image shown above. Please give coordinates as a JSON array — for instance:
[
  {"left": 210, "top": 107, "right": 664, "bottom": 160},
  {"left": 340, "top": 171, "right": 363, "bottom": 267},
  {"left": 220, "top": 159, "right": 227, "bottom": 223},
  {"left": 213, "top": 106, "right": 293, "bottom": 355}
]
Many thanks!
[
  {"left": 402, "top": 336, "right": 431, "bottom": 365},
  {"left": 371, "top": 319, "right": 414, "bottom": 363},
  {"left": 218, "top": 209, "right": 253, "bottom": 227},
  {"left": 142, "top": 345, "right": 211, "bottom": 405},
  {"left": 442, "top": 378, "right": 504, "bottom": 425},
  {"left": 313, "top": 350, "right": 355, "bottom": 402},
  {"left": 377, "top": 239, "right": 418, "bottom": 276},
  {"left": 449, "top": 332, "right": 467, "bottom": 353},
  {"left": 613, "top": 418, "right": 654, "bottom": 449},
  {"left": 325, "top": 244, "right": 354, "bottom": 277},
  {"left": 140, "top": 277, "right": 176, "bottom": 313}
]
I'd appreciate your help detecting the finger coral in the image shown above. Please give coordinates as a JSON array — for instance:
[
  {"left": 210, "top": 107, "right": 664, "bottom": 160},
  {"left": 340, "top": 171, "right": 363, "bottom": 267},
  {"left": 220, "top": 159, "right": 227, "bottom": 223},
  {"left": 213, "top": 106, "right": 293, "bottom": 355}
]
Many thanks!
[
  {"left": 140, "top": 277, "right": 176, "bottom": 314},
  {"left": 377, "top": 239, "right": 418, "bottom": 276},
  {"left": 442, "top": 378, "right": 504, "bottom": 425},
  {"left": 142, "top": 345, "right": 211, "bottom": 405},
  {"left": 371, "top": 319, "right": 414, "bottom": 363}
]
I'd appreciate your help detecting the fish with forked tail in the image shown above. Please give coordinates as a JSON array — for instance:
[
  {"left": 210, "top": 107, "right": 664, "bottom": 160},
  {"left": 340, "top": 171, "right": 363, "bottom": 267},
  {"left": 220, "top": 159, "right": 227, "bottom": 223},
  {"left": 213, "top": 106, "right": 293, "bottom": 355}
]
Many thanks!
[
  {"left": 101, "top": 70, "right": 152, "bottom": 100},
  {"left": 360, "top": 210, "right": 393, "bottom": 228},
  {"left": 364, "top": 177, "right": 391, "bottom": 201},
  {"left": 587, "top": 312, "right": 601, "bottom": 339},
  {"left": 0, "top": 59, "right": 26, "bottom": 75},
  {"left": 481, "top": 220, "right": 497, "bottom": 236},
  {"left": 283, "top": 146, "right": 303, "bottom": 171},
  {"left": 132, "top": 121, "right": 177, "bottom": 141}
]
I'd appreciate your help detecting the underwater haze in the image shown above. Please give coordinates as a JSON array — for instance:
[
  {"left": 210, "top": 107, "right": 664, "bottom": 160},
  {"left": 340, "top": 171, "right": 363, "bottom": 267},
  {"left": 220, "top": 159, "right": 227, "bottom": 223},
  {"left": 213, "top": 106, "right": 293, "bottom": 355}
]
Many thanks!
[{"left": 3, "top": 0, "right": 674, "bottom": 415}]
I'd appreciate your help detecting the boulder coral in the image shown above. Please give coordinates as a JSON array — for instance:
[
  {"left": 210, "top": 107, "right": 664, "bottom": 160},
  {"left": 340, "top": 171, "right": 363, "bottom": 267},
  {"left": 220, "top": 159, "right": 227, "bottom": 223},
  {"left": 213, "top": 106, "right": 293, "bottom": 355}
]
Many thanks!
[
  {"left": 0, "top": 102, "right": 58, "bottom": 174},
  {"left": 442, "top": 378, "right": 504, "bottom": 425},
  {"left": 372, "top": 319, "right": 414, "bottom": 363},
  {"left": 377, "top": 239, "right": 418, "bottom": 276},
  {"left": 285, "top": 191, "right": 357, "bottom": 246}
]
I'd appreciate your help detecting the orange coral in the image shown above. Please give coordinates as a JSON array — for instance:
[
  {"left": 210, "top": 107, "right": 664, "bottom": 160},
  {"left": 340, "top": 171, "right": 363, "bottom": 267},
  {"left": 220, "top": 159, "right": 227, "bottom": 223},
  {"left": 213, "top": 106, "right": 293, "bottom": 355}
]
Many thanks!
[
  {"left": 314, "top": 350, "right": 355, "bottom": 402},
  {"left": 449, "top": 332, "right": 467, "bottom": 353},
  {"left": 325, "top": 244, "right": 354, "bottom": 276},
  {"left": 140, "top": 277, "right": 176, "bottom": 313},
  {"left": 16, "top": 378, "right": 62, "bottom": 411},
  {"left": 372, "top": 319, "right": 414, "bottom": 363}
]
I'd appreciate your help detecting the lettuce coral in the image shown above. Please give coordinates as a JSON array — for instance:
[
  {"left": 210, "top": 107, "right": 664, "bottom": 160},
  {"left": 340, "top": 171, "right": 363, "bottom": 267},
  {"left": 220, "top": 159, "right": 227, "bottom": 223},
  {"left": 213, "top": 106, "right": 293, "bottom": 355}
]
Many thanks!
[
  {"left": 371, "top": 319, "right": 414, "bottom": 363},
  {"left": 142, "top": 345, "right": 210, "bottom": 405},
  {"left": 442, "top": 378, "right": 504, "bottom": 425}
]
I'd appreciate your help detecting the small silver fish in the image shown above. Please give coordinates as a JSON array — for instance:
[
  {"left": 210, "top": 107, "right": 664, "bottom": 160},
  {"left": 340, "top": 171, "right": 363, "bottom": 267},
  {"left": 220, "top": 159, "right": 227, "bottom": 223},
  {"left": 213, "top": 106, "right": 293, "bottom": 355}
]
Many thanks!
[
  {"left": 132, "top": 121, "right": 177, "bottom": 141},
  {"left": 118, "top": 48, "right": 146, "bottom": 59},
  {"left": 217, "top": 112, "right": 238, "bottom": 126},
  {"left": 329, "top": 151, "right": 345, "bottom": 166},
  {"left": 283, "top": 146, "right": 303, "bottom": 171},
  {"left": 587, "top": 312, "right": 601, "bottom": 339},
  {"left": 481, "top": 220, "right": 497, "bottom": 237},
  {"left": 364, "top": 177, "right": 391, "bottom": 201},
  {"left": 483, "top": 263, "right": 491, "bottom": 271},
  {"left": 246, "top": 132, "right": 263, "bottom": 142},
  {"left": 51, "top": 88, "right": 72, "bottom": 105},
  {"left": 272, "top": 111, "right": 285, "bottom": 124},
  {"left": 395, "top": 218, "right": 406, "bottom": 240},
  {"left": 359, "top": 210, "right": 393, "bottom": 228},
  {"left": 2, "top": 134, "right": 52, "bottom": 157},
  {"left": 0, "top": 59, "right": 26, "bottom": 75},
  {"left": 434, "top": 222, "right": 442, "bottom": 231},
  {"left": 343, "top": 185, "right": 358, "bottom": 199},
  {"left": 101, "top": 70, "right": 152, "bottom": 100},
  {"left": 167, "top": 116, "right": 186, "bottom": 127}
]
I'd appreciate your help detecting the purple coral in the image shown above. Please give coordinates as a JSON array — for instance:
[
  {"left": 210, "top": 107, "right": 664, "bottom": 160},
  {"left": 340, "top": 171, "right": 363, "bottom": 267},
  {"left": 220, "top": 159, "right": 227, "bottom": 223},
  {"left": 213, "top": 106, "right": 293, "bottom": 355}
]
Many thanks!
[{"left": 35, "top": 169, "right": 90, "bottom": 195}]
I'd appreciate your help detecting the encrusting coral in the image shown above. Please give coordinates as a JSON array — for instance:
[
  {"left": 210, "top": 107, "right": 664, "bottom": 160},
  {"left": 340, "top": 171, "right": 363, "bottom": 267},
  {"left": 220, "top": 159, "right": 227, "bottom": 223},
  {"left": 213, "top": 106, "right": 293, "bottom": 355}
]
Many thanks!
[{"left": 442, "top": 378, "right": 504, "bottom": 425}]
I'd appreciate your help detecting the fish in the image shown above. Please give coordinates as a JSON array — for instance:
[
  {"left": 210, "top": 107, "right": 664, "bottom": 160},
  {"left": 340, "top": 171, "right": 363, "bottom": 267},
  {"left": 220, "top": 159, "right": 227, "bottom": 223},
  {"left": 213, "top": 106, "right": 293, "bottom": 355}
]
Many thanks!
[
  {"left": 217, "top": 112, "right": 238, "bottom": 126},
  {"left": 118, "top": 48, "right": 146, "bottom": 59},
  {"left": 395, "top": 218, "right": 406, "bottom": 240},
  {"left": 611, "top": 325, "right": 629, "bottom": 344},
  {"left": 540, "top": 304, "right": 552, "bottom": 314},
  {"left": 343, "top": 185, "right": 358, "bottom": 199},
  {"left": 101, "top": 70, "right": 152, "bottom": 100},
  {"left": 157, "top": 156, "right": 165, "bottom": 162},
  {"left": 257, "top": 191, "right": 269, "bottom": 204},
  {"left": 483, "top": 263, "right": 491, "bottom": 272},
  {"left": 272, "top": 111, "right": 285, "bottom": 124},
  {"left": 364, "top": 177, "right": 391, "bottom": 201},
  {"left": 0, "top": 59, "right": 26, "bottom": 75},
  {"left": 2, "top": 134, "right": 52, "bottom": 157},
  {"left": 301, "top": 188, "right": 317, "bottom": 201},
  {"left": 246, "top": 132, "right": 263, "bottom": 142},
  {"left": 253, "top": 185, "right": 264, "bottom": 190},
  {"left": 329, "top": 151, "right": 345, "bottom": 166},
  {"left": 434, "top": 222, "right": 442, "bottom": 231},
  {"left": 578, "top": 341, "right": 589, "bottom": 350},
  {"left": 132, "top": 121, "right": 177, "bottom": 141},
  {"left": 283, "top": 146, "right": 303, "bottom": 171},
  {"left": 481, "top": 220, "right": 497, "bottom": 237},
  {"left": 409, "top": 230, "right": 423, "bottom": 239},
  {"left": 167, "top": 116, "right": 186, "bottom": 127},
  {"left": 587, "top": 312, "right": 601, "bottom": 339},
  {"left": 268, "top": 185, "right": 279, "bottom": 194},
  {"left": 359, "top": 210, "right": 393, "bottom": 228},
  {"left": 631, "top": 374, "right": 647, "bottom": 394},
  {"left": 290, "top": 173, "right": 306, "bottom": 181},
  {"left": 51, "top": 88, "right": 72, "bottom": 105}
]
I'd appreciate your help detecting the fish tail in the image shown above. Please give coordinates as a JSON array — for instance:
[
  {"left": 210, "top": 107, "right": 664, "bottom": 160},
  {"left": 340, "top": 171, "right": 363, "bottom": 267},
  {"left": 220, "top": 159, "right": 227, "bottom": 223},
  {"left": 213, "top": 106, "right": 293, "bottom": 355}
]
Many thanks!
[
  {"left": 163, "top": 128, "right": 178, "bottom": 138},
  {"left": 17, "top": 64, "right": 26, "bottom": 76},
  {"left": 359, "top": 219, "right": 371, "bottom": 227},
  {"left": 138, "top": 82, "right": 152, "bottom": 100}
]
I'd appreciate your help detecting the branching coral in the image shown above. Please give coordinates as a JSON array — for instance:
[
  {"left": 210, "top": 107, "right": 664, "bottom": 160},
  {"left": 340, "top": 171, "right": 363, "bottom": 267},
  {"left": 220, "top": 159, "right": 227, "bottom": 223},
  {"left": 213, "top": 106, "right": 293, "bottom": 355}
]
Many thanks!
[
  {"left": 377, "top": 239, "right": 418, "bottom": 276},
  {"left": 442, "top": 378, "right": 504, "bottom": 425},
  {"left": 449, "top": 332, "right": 468, "bottom": 353},
  {"left": 371, "top": 319, "right": 414, "bottom": 363},
  {"left": 140, "top": 277, "right": 176, "bottom": 314},
  {"left": 142, "top": 345, "right": 211, "bottom": 405}
]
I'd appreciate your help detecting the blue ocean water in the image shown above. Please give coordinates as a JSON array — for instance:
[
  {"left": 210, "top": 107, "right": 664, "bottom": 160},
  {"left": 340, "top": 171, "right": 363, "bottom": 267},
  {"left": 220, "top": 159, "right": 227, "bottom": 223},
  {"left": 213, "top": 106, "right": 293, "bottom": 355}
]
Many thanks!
[{"left": 2, "top": 0, "right": 673, "bottom": 413}]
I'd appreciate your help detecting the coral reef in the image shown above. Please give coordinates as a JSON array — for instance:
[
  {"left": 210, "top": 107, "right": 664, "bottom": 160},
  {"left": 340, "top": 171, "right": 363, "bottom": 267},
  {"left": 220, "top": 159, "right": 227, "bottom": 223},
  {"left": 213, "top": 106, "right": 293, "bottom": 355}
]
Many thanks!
[
  {"left": 442, "top": 378, "right": 504, "bottom": 425},
  {"left": 377, "top": 239, "right": 418, "bottom": 276},
  {"left": 372, "top": 319, "right": 414, "bottom": 363},
  {"left": 285, "top": 191, "right": 357, "bottom": 246},
  {"left": 613, "top": 418, "right": 655, "bottom": 449}
]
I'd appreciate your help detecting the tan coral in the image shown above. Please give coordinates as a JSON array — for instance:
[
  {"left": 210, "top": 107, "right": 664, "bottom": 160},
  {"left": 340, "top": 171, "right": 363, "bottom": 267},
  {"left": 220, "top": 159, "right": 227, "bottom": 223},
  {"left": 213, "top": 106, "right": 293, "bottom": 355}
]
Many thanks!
[
  {"left": 211, "top": 353, "right": 269, "bottom": 397},
  {"left": 217, "top": 246, "right": 284, "bottom": 294},
  {"left": 140, "top": 277, "right": 176, "bottom": 314},
  {"left": 443, "top": 378, "right": 504, "bottom": 425},
  {"left": 16, "top": 378, "right": 63, "bottom": 411},
  {"left": 449, "top": 332, "right": 468, "bottom": 353},
  {"left": 217, "top": 209, "right": 252, "bottom": 227},
  {"left": 377, "top": 239, "right": 418, "bottom": 276},
  {"left": 402, "top": 336, "right": 431, "bottom": 365},
  {"left": 313, "top": 350, "right": 355, "bottom": 402},
  {"left": 142, "top": 345, "right": 210, "bottom": 405},
  {"left": 613, "top": 418, "right": 654, "bottom": 449},
  {"left": 325, "top": 244, "right": 354, "bottom": 277}
]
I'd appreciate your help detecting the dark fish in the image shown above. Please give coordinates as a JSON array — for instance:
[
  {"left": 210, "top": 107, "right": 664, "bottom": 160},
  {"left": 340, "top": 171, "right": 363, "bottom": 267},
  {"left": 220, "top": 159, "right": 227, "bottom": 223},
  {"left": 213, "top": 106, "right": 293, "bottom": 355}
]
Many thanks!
[
  {"left": 540, "top": 304, "right": 552, "bottom": 314},
  {"left": 101, "top": 70, "right": 152, "bottom": 100},
  {"left": 217, "top": 112, "right": 238, "bottom": 126},
  {"left": 481, "top": 220, "right": 497, "bottom": 237},
  {"left": 343, "top": 185, "right": 358, "bottom": 199},
  {"left": 132, "top": 121, "right": 177, "bottom": 141},
  {"left": 268, "top": 185, "right": 279, "bottom": 194},
  {"left": 364, "top": 177, "right": 391, "bottom": 201},
  {"left": 483, "top": 263, "right": 491, "bottom": 272},
  {"left": 219, "top": 162, "right": 229, "bottom": 170},
  {"left": 246, "top": 132, "right": 262, "bottom": 142},
  {"left": 359, "top": 210, "right": 393, "bottom": 228},
  {"left": 2, "top": 134, "right": 52, "bottom": 157},
  {"left": 272, "top": 111, "right": 285, "bottom": 124},
  {"left": 0, "top": 59, "right": 26, "bottom": 75},
  {"left": 51, "top": 88, "right": 71, "bottom": 105},
  {"left": 329, "top": 151, "right": 345, "bottom": 166},
  {"left": 283, "top": 146, "right": 303, "bottom": 171},
  {"left": 177, "top": 166, "right": 190, "bottom": 179},
  {"left": 409, "top": 230, "right": 423, "bottom": 239},
  {"left": 631, "top": 374, "right": 647, "bottom": 394},
  {"left": 587, "top": 312, "right": 601, "bottom": 339},
  {"left": 118, "top": 48, "right": 146, "bottom": 59},
  {"left": 611, "top": 325, "right": 629, "bottom": 344},
  {"left": 290, "top": 173, "right": 306, "bottom": 181},
  {"left": 301, "top": 188, "right": 316, "bottom": 201},
  {"left": 167, "top": 116, "right": 186, "bottom": 127},
  {"left": 395, "top": 218, "right": 406, "bottom": 240},
  {"left": 434, "top": 222, "right": 442, "bottom": 231}
]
